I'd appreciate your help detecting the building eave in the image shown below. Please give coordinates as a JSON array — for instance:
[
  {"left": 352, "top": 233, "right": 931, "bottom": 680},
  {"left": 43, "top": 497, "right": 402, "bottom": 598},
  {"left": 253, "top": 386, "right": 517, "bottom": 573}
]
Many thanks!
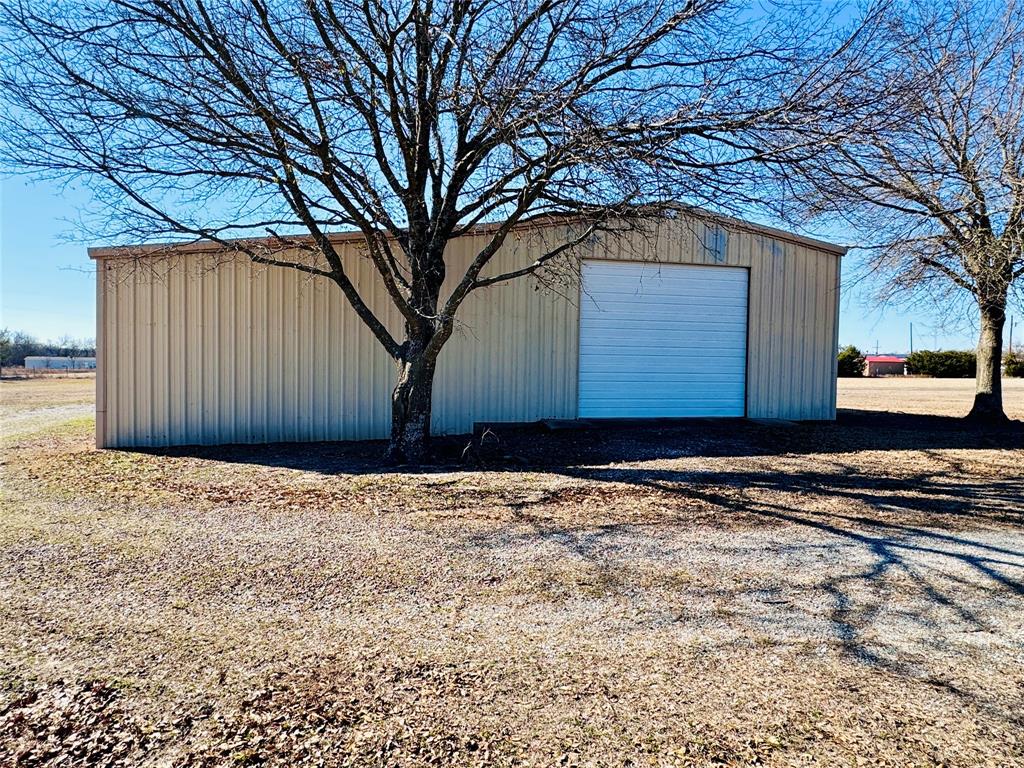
[{"left": 88, "top": 210, "right": 848, "bottom": 260}]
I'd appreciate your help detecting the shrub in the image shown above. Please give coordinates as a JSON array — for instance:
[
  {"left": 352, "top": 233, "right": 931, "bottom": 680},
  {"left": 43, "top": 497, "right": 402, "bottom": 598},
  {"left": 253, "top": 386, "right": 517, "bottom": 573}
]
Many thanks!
[
  {"left": 1005, "top": 351, "right": 1024, "bottom": 378},
  {"left": 836, "top": 345, "right": 866, "bottom": 377},
  {"left": 905, "top": 350, "right": 976, "bottom": 378}
]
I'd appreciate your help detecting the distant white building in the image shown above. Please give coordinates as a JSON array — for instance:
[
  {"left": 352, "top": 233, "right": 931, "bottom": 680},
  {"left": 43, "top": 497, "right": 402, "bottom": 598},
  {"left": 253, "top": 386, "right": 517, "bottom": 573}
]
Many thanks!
[{"left": 24, "top": 356, "right": 97, "bottom": 370}]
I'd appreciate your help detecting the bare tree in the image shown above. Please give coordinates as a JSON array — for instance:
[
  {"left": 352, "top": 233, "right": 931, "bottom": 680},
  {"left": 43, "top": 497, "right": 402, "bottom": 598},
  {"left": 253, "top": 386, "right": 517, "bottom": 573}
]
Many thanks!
[
  {"left": 797, "top": 0, "right": 1024, "bottom": 421},
  {"left": 0, "top": 0, "right": 882, "bottom": 460},
  {"left": 56, "top": 334, "right": 82, "bottom": 360}
]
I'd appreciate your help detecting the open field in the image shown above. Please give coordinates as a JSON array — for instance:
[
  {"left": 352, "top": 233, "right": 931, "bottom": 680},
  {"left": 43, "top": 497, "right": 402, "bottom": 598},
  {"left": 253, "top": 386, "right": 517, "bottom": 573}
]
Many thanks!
[
  {"left": 0, "top": 376, "right": 95, "bottom": 439},
  {"left": 1, "top": 377, "right": 1022, "bottom": 766},
  {"left": 838, "top": 376, "right": 1024, "bottom": 419},
  {"left": 0, "top": 367, "right": 96, "bottom": 381}
]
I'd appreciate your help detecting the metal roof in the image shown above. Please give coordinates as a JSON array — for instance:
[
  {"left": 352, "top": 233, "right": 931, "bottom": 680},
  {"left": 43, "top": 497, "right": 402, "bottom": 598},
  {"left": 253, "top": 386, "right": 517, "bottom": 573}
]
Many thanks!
[{"left": 88, "top": 211, "right": 848, "bottom": 260}]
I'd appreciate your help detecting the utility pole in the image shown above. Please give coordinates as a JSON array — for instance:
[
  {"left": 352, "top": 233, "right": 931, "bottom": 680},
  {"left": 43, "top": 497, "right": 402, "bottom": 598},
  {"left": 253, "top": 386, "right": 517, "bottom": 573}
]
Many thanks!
[
  {"left": 875, "top": 340, "right": 879, "bottom": 355},
  {"left": 909, "top": 322, "right": 913, "bottom": 355},
  {"left": 1010, "top": 315, "right": 1015, "bottom": 355}
]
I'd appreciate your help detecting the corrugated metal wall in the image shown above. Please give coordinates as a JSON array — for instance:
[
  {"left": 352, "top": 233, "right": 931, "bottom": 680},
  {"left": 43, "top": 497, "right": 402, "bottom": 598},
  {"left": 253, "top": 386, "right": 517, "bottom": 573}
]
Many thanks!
[{"left": 95, "top": 217, "right": 841, "bottom": 447}]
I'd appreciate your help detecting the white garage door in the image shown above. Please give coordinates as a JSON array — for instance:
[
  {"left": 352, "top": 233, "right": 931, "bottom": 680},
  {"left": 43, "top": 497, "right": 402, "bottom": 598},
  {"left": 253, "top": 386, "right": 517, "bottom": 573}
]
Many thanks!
[{"left": 578, "top": 261, "right": 748, "bottom": 418}]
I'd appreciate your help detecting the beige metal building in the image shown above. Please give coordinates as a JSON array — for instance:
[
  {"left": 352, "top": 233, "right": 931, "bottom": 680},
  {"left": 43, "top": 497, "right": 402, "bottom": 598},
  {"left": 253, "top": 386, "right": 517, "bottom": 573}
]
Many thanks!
[{"left": 91, "top": 215, "right": 844, "bottom": 448}]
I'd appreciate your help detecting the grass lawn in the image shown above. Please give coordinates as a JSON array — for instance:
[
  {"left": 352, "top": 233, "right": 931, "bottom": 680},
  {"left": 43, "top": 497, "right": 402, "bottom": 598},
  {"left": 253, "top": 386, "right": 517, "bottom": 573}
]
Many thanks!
[{"left": 1, "top": 376, "right": 1022, "bottom": 766}]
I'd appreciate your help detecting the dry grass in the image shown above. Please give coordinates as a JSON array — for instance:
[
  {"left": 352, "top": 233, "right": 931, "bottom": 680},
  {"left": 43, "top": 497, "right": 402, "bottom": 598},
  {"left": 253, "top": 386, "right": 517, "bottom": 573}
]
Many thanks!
[
  {"left": 0, "top": 376, "right": 94, "bottom": 413},
  {"left": 838, "top": 376, "right": 1024, "bottom": 419},
  {"left": 0, "top": 377, "right": 95, "bottom": 440},
  {"left": 0, "top": 367, "right": 96, "bottom": 381},
  {"left": 1, "top": 377, "right": 1022, "bottom": 767}
]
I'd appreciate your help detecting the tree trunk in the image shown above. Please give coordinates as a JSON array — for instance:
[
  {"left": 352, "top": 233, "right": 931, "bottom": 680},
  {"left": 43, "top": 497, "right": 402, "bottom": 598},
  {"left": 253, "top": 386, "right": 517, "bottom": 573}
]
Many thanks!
[
  {"left": 968, "top": 300, "right": 1008, "bottom": 422},
  {"left": 388, "top": 341, "right": 439, "bottom": 464}
]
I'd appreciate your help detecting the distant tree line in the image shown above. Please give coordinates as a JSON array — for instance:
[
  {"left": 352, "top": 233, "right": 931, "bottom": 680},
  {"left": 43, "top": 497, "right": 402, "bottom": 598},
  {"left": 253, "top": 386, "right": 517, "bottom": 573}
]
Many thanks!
[
  {"left": 1002, "top": 349, "right": 1024, "bottom": 377},
  {"left": 837, "top": 346, "right": 867, "bottom": 377},
  {"left": 0, "top": 329, "right": 96, "bottom": 367},
  {"left": 905, "top": 351, "right": 976, "bottom": 378},
  {"left": 838, "top": 345, "right": 1023, "bottom": 377}
]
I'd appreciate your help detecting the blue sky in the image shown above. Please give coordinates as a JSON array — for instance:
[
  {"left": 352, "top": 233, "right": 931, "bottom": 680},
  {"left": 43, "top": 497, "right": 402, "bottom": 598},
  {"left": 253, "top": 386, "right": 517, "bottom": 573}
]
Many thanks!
[
  {"left": 1, "top": 177, "right": 99, "bottom": 342},
  {"left": 0, "top": 175, "right": 1002, "bottom": 353}
]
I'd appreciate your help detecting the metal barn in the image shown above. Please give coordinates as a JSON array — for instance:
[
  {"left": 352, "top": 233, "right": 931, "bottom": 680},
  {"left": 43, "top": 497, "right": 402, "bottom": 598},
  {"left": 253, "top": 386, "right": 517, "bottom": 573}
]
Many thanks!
[{"left": 91, "top": 215, "right": 843, "bottom": 448}]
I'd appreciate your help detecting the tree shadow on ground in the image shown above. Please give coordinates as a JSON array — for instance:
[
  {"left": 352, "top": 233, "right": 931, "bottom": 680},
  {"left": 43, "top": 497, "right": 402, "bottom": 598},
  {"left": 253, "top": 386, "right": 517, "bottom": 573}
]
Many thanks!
[
  {"left": 140, "top": 408, "right": 1024, "bottom": 723},
  {"left": 143, "top": 409, "right": 1024, "bottom": 474},
  {"left": 468, "top": 455, "right": 1024, "bottom": 725}
]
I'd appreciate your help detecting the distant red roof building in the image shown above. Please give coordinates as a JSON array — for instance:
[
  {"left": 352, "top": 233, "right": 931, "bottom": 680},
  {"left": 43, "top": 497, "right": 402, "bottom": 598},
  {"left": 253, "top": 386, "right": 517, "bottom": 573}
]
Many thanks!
[{"left": 864, "top": 354, "right": 907, "bottom": 376}]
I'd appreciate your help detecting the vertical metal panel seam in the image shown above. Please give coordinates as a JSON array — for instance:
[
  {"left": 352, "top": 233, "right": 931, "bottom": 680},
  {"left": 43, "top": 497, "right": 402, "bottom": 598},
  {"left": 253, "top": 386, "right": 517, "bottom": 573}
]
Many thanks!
[
  {"left": 830, "top": 255, "right": 842, "bottom": 416},
  {"left": 95, "top": 261, "right": 107, "bottom": 448}
]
